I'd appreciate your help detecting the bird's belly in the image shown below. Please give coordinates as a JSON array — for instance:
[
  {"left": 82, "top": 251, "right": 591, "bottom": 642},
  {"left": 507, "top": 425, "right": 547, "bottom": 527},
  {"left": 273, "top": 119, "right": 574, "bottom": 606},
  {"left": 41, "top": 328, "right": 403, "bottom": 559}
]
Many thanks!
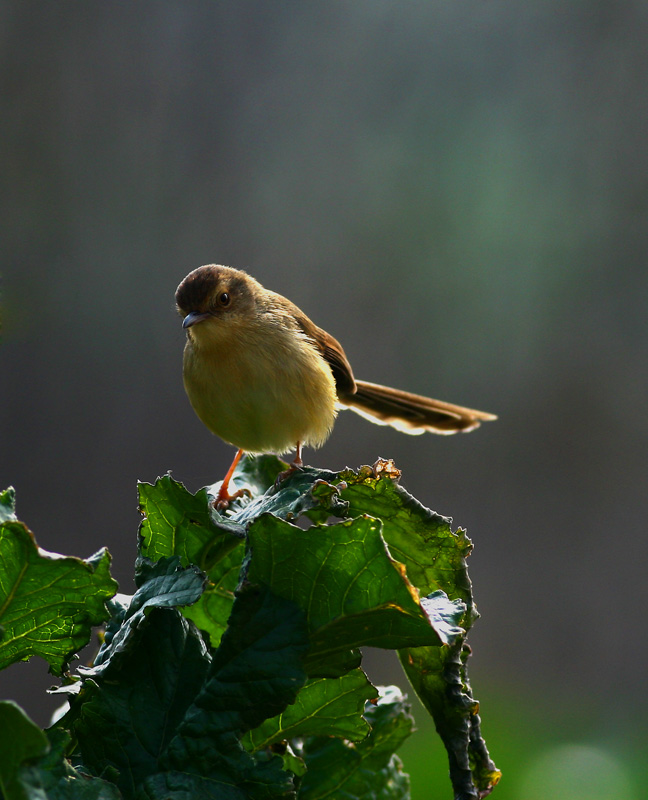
[{"left": 183, "top": 340, "right": 337, "bottom": 454}]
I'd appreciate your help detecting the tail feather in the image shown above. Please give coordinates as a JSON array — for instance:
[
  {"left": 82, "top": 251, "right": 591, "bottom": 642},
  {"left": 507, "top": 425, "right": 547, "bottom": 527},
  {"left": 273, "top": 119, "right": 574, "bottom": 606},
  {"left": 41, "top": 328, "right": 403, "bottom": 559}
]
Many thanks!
[{"left": 338, "top": 380, "right": 496, "bottom": 435}]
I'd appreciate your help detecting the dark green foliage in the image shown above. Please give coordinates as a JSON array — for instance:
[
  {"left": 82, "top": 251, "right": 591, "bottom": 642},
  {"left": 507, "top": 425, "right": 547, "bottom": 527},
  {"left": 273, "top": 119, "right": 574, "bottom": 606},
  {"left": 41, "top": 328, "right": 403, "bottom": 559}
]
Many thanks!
[
  {"left": 0, "top": 701, "right": 49, "bottom": 800},
  {"left": 298, "top": 686, "right": 414, "bottom": 800},
  {"left": 0, "top": 461, "right": 499, "bottom": 799},
  {"left": 15, "top": 725, "right": 122, "bottom": 800}
]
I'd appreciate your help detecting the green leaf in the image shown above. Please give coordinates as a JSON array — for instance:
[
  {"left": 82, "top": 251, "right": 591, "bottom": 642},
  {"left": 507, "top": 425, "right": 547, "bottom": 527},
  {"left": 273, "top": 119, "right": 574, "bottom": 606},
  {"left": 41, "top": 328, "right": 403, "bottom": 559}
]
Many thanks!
[
  {"left": 1, "top": 459, "right": 497, "bottom": 800},
  {"left": 335, "top": 468, "right": 503, "bottom": 797},
  {"left": 57, "top": 557, "right": 209, "bottom": 797},
  {"left": 242, "top": 669, "right": 377, "bottom": 753},
  {"left": 136, "top": 467, "right": 344, "bottom": 652},
  {"left": 245, "top": 513, "right": 443, "bottom": 675},
  {"left": 338, "top": 468, "right": 501, "bottom": 798},
  {"left": 221, "top": 457, "right": 348, "bottom": 527},
  {"left": 419, "top": 590, "right": 466, "bottom": 646},
  {"left": 399, "top": 642, "right": 501, "bottom": 800},
  {"left": 280, "top": 745, "right": 307, "bottom": 780},
  {"left": 0, "top": 487, "right": 17, "bottom": 523},
  {"left": 0, "top": 513, "right": 118, "bottom": 675},
  {"left": 72, "top": 607, "right": 211, "bottom": 798},
  {"left": 225, "top": 458, "right": 477, "bottom": 622},
  {"left": 86, "top": 556, "right": 206, "bottom": 673},
  {"left": 69, "top": 562, "right": 308, "bottom": 799},
  {"left": 138, "top": 476, "right": 245, "bottom": 647},
  {"left": 338, "top": 467, "right": 474, "bottom": 612},
  {"left": 138, "top": 475, "right": 244, "bottom": 569},
  {"left": 148, "top": 585, "right": 311, "bottom": 799},
  {"left": 179, "top": 545, "right": 243, "bottom": 648},
  {"left": 18, "top": 727, "right": 122, "bottom": 800},
  {"left": 0, "top": 701, "right": 49, "bottom": 800},
  {"left": 227, "top": 457, "right": 500, "bottom": 798},
  {"left": 298, "top": 686, "right": 414, "bottom": 800}
]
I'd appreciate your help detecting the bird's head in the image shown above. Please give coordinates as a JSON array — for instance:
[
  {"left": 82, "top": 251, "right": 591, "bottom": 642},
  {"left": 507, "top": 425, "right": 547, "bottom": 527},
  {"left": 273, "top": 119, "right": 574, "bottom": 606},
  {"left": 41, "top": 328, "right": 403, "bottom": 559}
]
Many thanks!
[{"left": 175, "top": 265, "right": 259, "bottom": 343}]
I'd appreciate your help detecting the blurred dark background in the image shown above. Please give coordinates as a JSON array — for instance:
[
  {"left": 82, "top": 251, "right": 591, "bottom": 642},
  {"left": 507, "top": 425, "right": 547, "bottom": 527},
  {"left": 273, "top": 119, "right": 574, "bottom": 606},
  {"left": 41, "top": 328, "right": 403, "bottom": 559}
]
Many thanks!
[{"left": 2, "top": 3, "right": 646, "bottom": 798}]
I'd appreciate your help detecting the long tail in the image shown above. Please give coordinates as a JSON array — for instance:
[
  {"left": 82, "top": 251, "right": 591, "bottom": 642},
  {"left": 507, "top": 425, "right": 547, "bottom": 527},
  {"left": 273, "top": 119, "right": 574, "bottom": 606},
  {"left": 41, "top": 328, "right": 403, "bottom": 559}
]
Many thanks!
[{"left": 338, "top": 380, "right": 497, "bottom": 435}]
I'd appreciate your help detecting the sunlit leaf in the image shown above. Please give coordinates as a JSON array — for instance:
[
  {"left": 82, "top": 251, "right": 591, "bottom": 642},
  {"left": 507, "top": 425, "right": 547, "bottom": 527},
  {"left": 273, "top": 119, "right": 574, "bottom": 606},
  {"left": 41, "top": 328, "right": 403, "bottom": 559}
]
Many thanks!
[
  {"left": 242, "top": 669, "right": 376, "bottom": 753},
  {"left": 245, "top": 513, "right": 444, "bottom": 676},
  {"left": 138, "top": 476, "right": 244, "bottom": 647},
  {"left": 0, "top": 500, "right": 117, "bottom": 675}
]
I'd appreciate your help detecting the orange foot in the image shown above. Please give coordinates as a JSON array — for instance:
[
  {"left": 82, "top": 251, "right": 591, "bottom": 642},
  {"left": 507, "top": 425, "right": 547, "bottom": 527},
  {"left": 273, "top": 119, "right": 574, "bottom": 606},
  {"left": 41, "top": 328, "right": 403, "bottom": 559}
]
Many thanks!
[
  {"left": 212, "top": 448, "right": 251, "bottom": 510},
  {"left": 275, "top": 442, "right": 304, "bottom": 487}
]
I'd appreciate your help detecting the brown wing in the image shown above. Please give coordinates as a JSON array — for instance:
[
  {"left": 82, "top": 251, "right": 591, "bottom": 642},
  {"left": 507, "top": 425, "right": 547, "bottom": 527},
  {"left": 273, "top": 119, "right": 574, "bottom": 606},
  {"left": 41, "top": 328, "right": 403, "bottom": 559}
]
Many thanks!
[{"left": 292, "top": 312, "right": 356, "bottom": 396}]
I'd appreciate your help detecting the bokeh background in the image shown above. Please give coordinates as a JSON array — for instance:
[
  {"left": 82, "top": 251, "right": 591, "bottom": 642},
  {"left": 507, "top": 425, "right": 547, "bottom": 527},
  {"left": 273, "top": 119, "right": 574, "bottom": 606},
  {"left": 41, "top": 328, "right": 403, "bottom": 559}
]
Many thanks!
[{"left": 2, "top": 3, "right": 647, "bottom": 798}]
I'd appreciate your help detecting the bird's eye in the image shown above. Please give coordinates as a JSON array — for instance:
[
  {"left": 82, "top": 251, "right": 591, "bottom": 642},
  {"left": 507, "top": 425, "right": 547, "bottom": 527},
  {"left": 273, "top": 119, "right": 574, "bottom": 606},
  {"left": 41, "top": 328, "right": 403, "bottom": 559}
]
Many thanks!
[{"left": 218, "top": 292, "right": 231, "bottom": 307}]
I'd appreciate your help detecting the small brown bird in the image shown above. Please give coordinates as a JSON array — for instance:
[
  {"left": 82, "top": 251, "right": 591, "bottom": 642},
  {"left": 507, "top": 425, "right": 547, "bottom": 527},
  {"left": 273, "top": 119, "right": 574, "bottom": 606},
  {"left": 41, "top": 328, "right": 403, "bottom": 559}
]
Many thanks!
[{"left": 176, "top": 265, "right": 496, "bottom": 507}]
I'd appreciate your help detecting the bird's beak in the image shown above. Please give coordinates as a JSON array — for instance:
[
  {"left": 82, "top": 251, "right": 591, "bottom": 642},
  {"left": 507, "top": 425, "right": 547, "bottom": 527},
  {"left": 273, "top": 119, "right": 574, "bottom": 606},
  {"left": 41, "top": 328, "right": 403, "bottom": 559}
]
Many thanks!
[{"left": 182, "top": 311, "right": 211, "bottom": 329}]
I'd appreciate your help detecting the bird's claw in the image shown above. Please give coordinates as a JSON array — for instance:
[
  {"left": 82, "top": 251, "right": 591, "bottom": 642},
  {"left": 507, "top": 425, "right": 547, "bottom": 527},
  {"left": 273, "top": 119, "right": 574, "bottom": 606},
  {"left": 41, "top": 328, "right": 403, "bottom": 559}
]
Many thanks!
[
  {"left": 275, "top": 461, "right": 303, "bottom": 488},
  {"left": 213, "top": 486, "right": 252, "bottom": 511}
]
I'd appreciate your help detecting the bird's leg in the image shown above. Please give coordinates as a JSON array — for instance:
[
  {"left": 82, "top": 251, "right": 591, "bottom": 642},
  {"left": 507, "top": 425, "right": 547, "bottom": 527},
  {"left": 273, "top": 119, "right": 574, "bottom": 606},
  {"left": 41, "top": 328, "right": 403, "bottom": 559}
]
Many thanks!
[
  {"left": 291, "top": 441, "right": 303, "bottom": 470},
  {"left": 214, "top": 449, "right": 251, "bottom": 510},
  {"left": 275, "top": 442, "right": 304, "bottom": 486}
]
